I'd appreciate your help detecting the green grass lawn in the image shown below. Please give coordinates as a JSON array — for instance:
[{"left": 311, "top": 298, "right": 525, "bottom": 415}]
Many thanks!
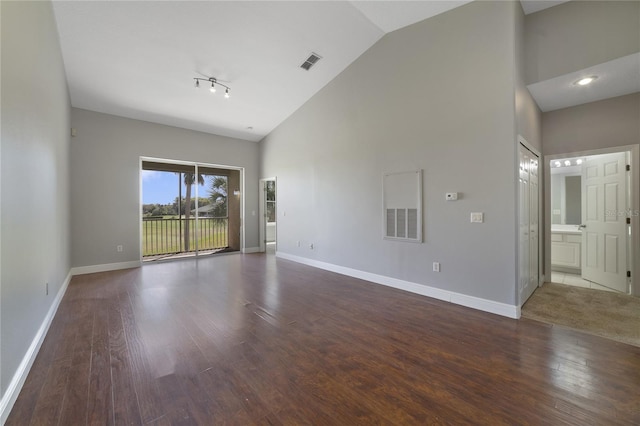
[{"left": 142, "top": 218, "right": 228, "bottom": 256}]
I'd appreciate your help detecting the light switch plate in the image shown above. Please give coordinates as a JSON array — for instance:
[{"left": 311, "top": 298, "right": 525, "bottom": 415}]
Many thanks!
[{"left": 470, "top": 212, "right": 484, "bottom": 223}]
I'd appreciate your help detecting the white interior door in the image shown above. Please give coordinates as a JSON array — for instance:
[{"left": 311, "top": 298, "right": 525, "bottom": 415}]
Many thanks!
[
  {"left": 519, "top": 144, "right": 539, "bottom": 305},
  {"left": 581, "top": 152, "right": 628, "bottom": 292}
]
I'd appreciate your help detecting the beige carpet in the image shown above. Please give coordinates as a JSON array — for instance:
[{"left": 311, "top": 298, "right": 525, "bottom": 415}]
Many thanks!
[{"left": 522, "top": 282, "right": 640, "bottom": 347}]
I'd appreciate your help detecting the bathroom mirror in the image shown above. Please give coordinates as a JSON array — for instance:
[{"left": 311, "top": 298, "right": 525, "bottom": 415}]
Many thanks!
[
  {"left": 551, "top": 171, "right": 581, "bottom": 225},
  {"left": 565, "top": 176, "right": 581, "bottom": 224}
]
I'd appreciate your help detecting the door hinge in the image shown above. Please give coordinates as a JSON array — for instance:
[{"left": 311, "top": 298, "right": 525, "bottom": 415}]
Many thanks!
[
  {"left": 627, "top": 217, "right": 631, "bottom": 225},
  {"left": 626, "top": 164, "right": 630, "bottom": 171},
  {"left": 627, "top": 271, "right": 631, "bottom": 278}
]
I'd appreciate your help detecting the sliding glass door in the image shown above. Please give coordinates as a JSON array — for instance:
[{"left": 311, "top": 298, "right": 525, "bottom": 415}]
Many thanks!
[{"left": 141, "top": 159, "right": 240, "bottom": 261}]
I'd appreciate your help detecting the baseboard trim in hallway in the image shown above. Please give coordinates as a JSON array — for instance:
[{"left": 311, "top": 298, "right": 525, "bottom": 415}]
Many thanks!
[
  {"left": 276, "top": 252, "right": 520, "bottom": 319},
  {"left": 0, "top": 271, "right": 72, "bottom": 425}
]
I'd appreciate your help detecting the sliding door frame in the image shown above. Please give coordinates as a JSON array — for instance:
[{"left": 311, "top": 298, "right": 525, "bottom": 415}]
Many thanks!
[{"left": 139, "top": 156, "right": 245, "bottom": 262}]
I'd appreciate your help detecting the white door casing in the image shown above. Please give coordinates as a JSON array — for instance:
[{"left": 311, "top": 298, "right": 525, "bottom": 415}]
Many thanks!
[
  {"left": 581, "top": 152, "right": 628, "bottom": 292},
  {"left": 519, "top": 143, "right": 539, "bottom": 305},
  {"left": 259, "top": 179, "right": 267, "bottom": 252},
  {"left": 258, "top": 177, "right": 276, "bottom": 253},
  {"left": 529, "top": 154, "right": 540, "bottom": 297}
]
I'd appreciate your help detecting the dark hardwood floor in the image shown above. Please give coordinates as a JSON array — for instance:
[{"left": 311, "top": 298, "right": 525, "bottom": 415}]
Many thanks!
[{"left": 7, "top": 253, "right": 640, "bottom": 425}]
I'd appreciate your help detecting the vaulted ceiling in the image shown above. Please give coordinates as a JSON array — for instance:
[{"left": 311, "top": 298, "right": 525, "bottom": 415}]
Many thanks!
[{"left": 53, "top": 0, "right": 629, "bottom": 143}]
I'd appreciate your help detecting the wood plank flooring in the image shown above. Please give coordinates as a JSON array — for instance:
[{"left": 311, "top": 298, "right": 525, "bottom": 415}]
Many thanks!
[{"left": 7, "top": 254, "right": 640, "bottom": 425}]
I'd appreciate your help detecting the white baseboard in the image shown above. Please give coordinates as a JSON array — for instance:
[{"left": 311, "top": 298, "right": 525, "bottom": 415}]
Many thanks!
[
  {"left": 276, "top": 252, "right": 520, "bottom": 319},
  {"left": 70, "top": 260, "right": 141, "bottom": 276},
  {"left": 242, "top": 247, "right": 260, "bottom": 254},
  {"left": 0, "top": 271, "right": 72, "bottom": 424}
]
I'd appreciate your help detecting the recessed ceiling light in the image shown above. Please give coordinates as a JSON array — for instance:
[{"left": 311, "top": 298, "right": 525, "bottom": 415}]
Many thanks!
[{"left": 575, "top": 76, "right": 598, "bottom": 86}]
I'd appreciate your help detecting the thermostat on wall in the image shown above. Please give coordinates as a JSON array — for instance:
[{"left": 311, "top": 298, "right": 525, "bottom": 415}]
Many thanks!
[{"left": 445, "top": 192, "right": 458, "bottom": 201}]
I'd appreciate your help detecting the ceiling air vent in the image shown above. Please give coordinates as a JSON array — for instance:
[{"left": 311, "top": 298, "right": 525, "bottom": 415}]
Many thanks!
[{"left": 300, "top": 53, "right": 322, "bottom": 71}]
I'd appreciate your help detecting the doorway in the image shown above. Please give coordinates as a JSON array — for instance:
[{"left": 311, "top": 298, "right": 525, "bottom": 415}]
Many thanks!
[
  {"left": 140, "top": 158, "right": 243, "bottom": 261},
  {"left": 548, "top": 150, "right": 632, "bottom": 294},
  {"left": 259, "top": 178, "right": 276, "bottom": 254}
]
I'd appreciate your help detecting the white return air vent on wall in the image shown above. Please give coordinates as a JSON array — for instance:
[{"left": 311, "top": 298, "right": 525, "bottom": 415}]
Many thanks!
[
  {"left": 300, "top": 53, "right": 322, "bottom": 71},
  {"left": 383, "top": 170, "right": 423, "bottom": 243},
  {"left": 386, "top": 208, "right": 419, "bottom": 239}
]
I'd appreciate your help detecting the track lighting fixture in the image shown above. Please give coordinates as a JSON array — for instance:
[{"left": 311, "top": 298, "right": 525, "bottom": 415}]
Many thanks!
[{"left": 193, "top": 77, "right": 230, "bottom": 98}]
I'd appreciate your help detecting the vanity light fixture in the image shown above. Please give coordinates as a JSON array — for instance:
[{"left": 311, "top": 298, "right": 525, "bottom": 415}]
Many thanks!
[
  {"left": 576, "top": 159, "right": 583, "bottom": 165},
  {"left": 193, "top": 77, "right": 231, "bottom": 98},
  {"left": 564, "top": 160, "right": 571, "bottom": 166},
  {"left": 555, "top": 161, "right": 561, "bottom": 167},
  {"left": 575, "top": 76, "right": 598, "bottom": 86}
]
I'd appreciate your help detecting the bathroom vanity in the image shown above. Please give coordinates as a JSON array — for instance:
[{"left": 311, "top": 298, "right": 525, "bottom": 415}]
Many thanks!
[{"left": 551, "top": 225, "right": 582, "bottom": 272}]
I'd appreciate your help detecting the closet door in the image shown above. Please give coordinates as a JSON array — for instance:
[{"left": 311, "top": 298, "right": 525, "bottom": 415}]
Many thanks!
[{"left": 519, "top": 144, "right": 539, "bottom": 305}]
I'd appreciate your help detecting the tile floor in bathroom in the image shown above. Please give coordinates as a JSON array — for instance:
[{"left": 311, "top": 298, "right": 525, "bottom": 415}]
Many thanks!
[{"left": 550, "top": 271, "right": 621, "bottom": 293}]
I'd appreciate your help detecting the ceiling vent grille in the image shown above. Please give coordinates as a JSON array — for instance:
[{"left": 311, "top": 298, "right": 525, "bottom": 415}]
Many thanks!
[{"left": 300, "top": 53, "right": 322, "bottom": 71}]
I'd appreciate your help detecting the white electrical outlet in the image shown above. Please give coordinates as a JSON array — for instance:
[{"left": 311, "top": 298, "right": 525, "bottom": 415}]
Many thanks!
[
  {"left": 445, "top": 192, "right": 458, "bottom": 201},
  {"left": 117, "top": 245, "right": 123, "bottom": 252},
  {"left": 433, "top": 262, "right": 440, "bottom": 272}
]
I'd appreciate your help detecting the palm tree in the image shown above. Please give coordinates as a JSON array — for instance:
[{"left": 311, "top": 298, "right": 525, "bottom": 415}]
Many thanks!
[
  {"left": 208, "top": 176, "right": 228, "bottom": 218},
  {"left": 183, "top": 172, "right": 204, "bottom": 251}
]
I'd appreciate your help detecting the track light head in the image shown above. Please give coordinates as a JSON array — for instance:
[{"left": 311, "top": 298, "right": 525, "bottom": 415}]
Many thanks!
[
  {"left": 194, "top": 79, "right": 199, "bottom": 88},
  {"left": 224, "top": 88, "right": 230, "bottom": 99},
  {"left": 210, "top": 82, "right": 216, "bottom": 93}
]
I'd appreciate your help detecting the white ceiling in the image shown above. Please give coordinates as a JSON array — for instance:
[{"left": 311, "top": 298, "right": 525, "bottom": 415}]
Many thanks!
[
  {"left": 51, "top": 1, "right": 591, "bottom": 143},
  {"left": 528, "top": 53, "right": 640, "bottom": 112}
]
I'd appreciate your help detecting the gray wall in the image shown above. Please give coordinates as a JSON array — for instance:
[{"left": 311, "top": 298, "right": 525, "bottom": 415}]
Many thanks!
[
  {"left": 515, "top": 1, "right": 542, "bottom": 150},
  {"left": 261, "top": 0, "right": 521, "bottom": 305},
  {"left": 70, "top": 108, "right": 260, "bottom": 268},
  {"left": 543, "top": 93, "right": 640, "bottom": 155},
  {"left": 525, "top": 0, "right": 640, "bottom": 84},
  {"left": 1, "top": 0, "right": 71, "bottom": 396}
]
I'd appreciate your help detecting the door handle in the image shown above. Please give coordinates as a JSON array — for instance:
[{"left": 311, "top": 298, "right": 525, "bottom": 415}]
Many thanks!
[{"left": 578, "top": 224, "right": 586, "bottom": 229}]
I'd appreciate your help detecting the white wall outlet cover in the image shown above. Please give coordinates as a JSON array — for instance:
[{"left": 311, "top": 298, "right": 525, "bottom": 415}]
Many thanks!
[
  {"left": 445, "top": 192, "right": 458, "bottom": 201},
  {"left": 470, "top": 212, "right": 484, "bottom": 223}
]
